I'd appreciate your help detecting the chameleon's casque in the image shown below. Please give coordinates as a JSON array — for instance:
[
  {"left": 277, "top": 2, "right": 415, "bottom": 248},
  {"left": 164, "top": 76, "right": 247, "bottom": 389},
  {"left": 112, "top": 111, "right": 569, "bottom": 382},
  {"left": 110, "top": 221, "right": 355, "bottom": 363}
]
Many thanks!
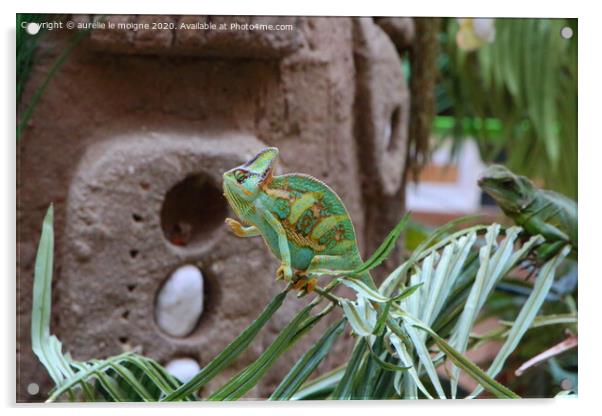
[{"left": 223, "top": 147, "right": 369, "bottom": 290}]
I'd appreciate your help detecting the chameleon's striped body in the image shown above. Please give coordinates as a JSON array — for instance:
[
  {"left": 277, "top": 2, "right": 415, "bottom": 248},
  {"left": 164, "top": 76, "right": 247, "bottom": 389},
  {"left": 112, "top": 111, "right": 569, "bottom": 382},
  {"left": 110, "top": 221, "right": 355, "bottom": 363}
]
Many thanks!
[
  {"left": 222, "top": 148, "right": 366, "bottom": 290},
  {"left": 257, "top": 174, "right": 362, "bottom": 270}
]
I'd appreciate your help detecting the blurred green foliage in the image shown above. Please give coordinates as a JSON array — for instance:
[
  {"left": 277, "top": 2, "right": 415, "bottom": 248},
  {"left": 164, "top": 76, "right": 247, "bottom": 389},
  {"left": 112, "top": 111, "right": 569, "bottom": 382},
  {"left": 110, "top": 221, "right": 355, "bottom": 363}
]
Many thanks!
[
  {"left": 16, "top": 14, "right": 47, "bottom": 106},
  {"left": 436, "top": 18, "right": 577, "bottom": 200}
]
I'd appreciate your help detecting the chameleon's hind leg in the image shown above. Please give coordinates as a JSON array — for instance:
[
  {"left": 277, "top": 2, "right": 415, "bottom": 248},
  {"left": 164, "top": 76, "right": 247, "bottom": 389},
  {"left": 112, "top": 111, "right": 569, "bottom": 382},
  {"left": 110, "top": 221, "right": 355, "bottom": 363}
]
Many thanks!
[
  {"left": 295, "top": 255, "right": 358, "bottom": 293},
  {"left": 291, "top": 255, "right": 352, "bottom": 294}
]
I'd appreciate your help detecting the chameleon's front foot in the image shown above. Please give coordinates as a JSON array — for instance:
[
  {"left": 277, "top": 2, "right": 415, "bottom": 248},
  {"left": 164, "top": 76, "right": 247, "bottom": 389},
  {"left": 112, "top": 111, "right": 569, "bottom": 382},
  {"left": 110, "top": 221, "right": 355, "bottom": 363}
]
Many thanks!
[
  {"left": 291, "top": 270, "right": 317, "bottom": 295},
  {"left": 225, "top": 218, "right": 261, "bottom": 238},
  {"left": 295, "top": 277, "right": 317, "bottom": 292},
  {"left": 276, "top": 263, "right": 293, "bottom": 282}
]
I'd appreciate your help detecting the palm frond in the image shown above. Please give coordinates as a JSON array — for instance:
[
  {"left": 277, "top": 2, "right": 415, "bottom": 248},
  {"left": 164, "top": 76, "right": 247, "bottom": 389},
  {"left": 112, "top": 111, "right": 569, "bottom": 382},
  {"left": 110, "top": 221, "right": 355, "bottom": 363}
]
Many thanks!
[{"left": 335, "top": 220, "right": 570, "bottom": 399}]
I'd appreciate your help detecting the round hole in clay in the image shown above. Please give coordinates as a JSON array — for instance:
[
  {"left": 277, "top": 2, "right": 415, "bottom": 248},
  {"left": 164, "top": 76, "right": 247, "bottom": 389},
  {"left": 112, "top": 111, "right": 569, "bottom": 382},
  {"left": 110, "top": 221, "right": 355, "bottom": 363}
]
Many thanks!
[
  {"left": 385, "top": 105, "right": 402, "bottom": 152},
  {"left": 160, "top": 175, "right": 227, "bottom": 247}
]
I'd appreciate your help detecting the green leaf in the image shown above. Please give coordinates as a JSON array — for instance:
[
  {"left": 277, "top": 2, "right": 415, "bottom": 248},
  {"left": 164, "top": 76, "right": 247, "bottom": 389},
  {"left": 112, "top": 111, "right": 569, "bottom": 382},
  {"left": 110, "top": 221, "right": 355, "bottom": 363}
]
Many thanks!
[
  {"left": 31, "top": 205, "right": 58, "bottom": 382},
  {"left": 387, "top": 329, "right": 433, "bottom": 399},
  {"left": 338, "top": 277, "right": 390, "bottom": 303},
  {"left": 469, "top": 245, "right": 571, "bottom": 398},
  {"left": 331, "top": 338, "right": 368, "bottom": 399},
  {"left": 373, "top": 300, "right": 392, "bottom": 336},
  {"left": 391, "top": 283, "right": 424, "bottom": 303},
  {"left": 208, "top": 303, "right": 314, "bottom": 400},
  {"left": 354, "top": 335, "right": 389, "bottom": 399},
  {"left": 449, "top": 225, "right": 523, "bottom": 397},
  {"left": 162, "top": 290, "right": 289, "bottom": 401},
  {"left": 499, "top": 313, "right": 577, "bottom": 329},
  {"left": 341, "top": 298, "right": 377, "bottom": 337},
  {"left": 48, "top": 353, "right": 191, "bottom": 402},
  {"left": 380, "top": 218, "right": 486, "bottom": 297},
  {"left": 413, "top": 324, "right": 520, "bottom": 399},
  {"left": 270, "top": 318, "right": 346, "bottom": 400},
  {"left": 411, "top": 215, "right": 483, "bottom": 256},
  {"left": 402, "top": 319, "right": 446, "bottom": 398},
  {"left": 366, "top": 339, "right": 412, "bottom": 373},
  {"left": 345, "top": 212, "right": 411, "bottom": 276},
  {"left": 290, "top": 366, "right": 345, "bottom": 400}
]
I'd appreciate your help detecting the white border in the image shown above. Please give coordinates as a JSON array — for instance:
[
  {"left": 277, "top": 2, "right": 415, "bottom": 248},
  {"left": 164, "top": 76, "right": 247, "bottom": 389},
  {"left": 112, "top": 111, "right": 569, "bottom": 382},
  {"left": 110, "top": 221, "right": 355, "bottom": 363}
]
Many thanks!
[{"left": 3, "top": 1, "right": 599, "bottom": 415}]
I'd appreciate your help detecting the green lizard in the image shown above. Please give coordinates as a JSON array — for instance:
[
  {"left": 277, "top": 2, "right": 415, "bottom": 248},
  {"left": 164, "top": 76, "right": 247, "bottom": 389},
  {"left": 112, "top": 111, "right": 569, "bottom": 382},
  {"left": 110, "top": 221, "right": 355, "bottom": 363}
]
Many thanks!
[
  {"left": 222, "top": 147, "right": 372, "bottom": 292},
  {"left": 478, "top": 165, "right": 577, "bottom": 260}
]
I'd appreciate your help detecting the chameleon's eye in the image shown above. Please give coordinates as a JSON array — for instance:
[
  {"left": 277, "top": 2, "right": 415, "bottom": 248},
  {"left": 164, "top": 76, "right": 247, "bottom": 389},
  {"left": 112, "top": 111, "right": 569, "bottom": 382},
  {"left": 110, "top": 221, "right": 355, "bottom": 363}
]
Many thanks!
[
  {"left": 234, "top": 169, "right": 249, "bottom": 184},
  {"left": 501, "top": 179, "right": 514, "bottom": 189}
]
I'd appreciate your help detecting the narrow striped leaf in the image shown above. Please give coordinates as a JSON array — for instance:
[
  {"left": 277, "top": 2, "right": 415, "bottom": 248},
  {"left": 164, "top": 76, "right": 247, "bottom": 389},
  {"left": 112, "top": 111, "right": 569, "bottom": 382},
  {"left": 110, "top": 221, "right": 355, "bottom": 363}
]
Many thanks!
[
  {"left": 353, "top": 339, "right": 381, "bottom": 400},
  {"left": 162, "top": 290, "right": 288, "bottom": 401},
  {"left": 345, "top": 212, "right": 411, "bottom": 276},
  {"left": 388, "top": 331, "right": 433, "bottom": 399},
  {"left": 48, "top": 353, "right": 128, "bottom": 401},
  {"left": 290, "top": 366, "right": 345, "bottom": 400},
  {"left": 469, "top": 245, "right": 570, "bottom": 398},
  {"left": 338, "top": 277, "right": 390, "bottom": 302},
  {"left": 367, "top": 341, "right": 412, "bottom": 373},
  {"left": 208, "top": 303, "right": 313, "bottom": 400},
  {"left": 31, "top": 205, "right": 62, "bottom": 384},
  {"left": 500, "top": 313, "right": 577, "bottom": 329},
  {"left": 109, "top": 362, "right": 155, "bottom": 401},
  {"left": 341, "top": 299, "right": 376, "bottom": 337},
  {"left": 331, "top": 338, "right": 368, "bottom": 399},
  {"left": 380, "top": 218, "right": 486, "bottom": 297},
  {"left": 373, "top": 301, "right": 392, "bottom": 336},
  {"left": 391, "top": 282, "right": 424, "bottom": 303},
  {"left": 270, "top": 318, "right": 346, "bottom": 400},
  {"left": 402, "top": 321, "right": 446, "bottom": 398},
  {"left": 413, "top": 324, "right": 520, "bottom": 399},
  {"left": 449, "top": 225, "right": 522, "bottom": 397}
]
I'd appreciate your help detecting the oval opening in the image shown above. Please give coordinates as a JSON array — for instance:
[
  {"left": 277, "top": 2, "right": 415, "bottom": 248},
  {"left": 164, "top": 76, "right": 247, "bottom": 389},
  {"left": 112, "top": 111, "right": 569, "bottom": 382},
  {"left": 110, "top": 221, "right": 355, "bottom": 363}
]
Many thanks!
[{"left": 160, "top": 175, "right": 227, "bottom": 247}]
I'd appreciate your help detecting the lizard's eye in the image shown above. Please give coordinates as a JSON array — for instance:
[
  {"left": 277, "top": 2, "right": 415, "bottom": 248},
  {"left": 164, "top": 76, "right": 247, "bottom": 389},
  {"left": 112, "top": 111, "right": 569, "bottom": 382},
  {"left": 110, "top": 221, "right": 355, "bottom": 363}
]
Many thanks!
[
  {"left": 234, "top": 170, "right": 250, "bottom": 184},
  {"left": 501, "top": 179, "right": 515, "bottom": 190}
]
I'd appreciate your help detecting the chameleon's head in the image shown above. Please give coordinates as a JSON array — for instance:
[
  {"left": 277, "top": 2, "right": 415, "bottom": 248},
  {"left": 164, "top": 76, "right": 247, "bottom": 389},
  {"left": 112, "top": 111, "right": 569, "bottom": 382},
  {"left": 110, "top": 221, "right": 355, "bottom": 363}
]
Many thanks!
[
  {"left": 478, "top": 165, "right": 536, "bottom": 214},
  {"left": 223, "top": 147, "right": 279, "bottom": 209}
]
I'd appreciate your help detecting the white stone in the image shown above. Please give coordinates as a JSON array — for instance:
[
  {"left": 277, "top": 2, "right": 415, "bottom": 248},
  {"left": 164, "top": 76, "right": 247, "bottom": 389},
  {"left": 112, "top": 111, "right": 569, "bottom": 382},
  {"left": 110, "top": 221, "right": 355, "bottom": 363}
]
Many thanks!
[
  {"left": 155, "top": 264, "right": 204, "bottom": 337},
  {"left": 165, "top": 358, "right": 201, "bottom": 383}
]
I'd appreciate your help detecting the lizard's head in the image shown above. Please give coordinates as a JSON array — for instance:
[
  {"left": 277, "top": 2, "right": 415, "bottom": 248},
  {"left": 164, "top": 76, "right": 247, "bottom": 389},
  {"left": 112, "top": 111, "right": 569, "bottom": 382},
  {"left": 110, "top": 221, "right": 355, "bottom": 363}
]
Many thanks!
[
  {"left": 478, "top": 165, "right": 536, "bottom": 214},
  {"left": 223, "top": 147, "right": 279, "bottom": 210}
]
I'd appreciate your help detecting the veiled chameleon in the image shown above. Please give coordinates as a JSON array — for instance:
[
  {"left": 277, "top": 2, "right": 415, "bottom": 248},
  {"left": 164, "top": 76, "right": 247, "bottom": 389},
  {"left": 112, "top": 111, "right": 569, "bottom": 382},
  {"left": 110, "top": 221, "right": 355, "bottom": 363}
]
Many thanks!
[{"left": 222, "top": 147, "right": 370, "bottom": 292}]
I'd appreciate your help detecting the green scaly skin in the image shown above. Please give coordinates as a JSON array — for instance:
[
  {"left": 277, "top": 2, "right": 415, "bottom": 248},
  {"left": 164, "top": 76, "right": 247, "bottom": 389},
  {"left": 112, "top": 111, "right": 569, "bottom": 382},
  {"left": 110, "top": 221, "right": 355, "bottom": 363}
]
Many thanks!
[
  {"left": 478, "top": 165, "right": 577, "bottom": 260},
  {"left": 223, "top": 147, "right": 372, "bottom": 291}
]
